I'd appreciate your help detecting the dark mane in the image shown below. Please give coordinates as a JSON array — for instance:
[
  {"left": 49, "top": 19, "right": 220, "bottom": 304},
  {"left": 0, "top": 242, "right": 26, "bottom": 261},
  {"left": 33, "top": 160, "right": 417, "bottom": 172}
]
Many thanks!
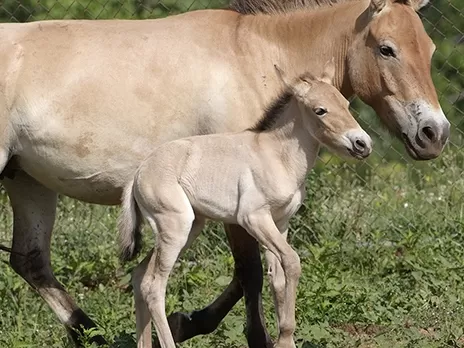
[
  {"left": 249, "top": 89, "right": 293, "bottom": 132},
  {"left": 230, "top": 0, "right": 352, "bottom": 15}
]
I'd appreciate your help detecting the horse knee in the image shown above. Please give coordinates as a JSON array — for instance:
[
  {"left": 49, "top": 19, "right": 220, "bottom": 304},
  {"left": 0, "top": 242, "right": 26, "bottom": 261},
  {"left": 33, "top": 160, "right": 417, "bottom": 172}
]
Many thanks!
[{"left": 10, "top": 249, "right": 53, "bottom": 287}]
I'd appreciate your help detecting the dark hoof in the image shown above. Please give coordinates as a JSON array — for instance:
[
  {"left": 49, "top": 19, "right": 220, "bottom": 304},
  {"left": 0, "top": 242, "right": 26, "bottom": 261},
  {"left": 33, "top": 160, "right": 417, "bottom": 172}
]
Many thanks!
[
  {"left": 67, "top": 327, "right": 107, "bottom": 347},
  {"left": 89, "top": 335, "right": 108, "bottom": 346}
]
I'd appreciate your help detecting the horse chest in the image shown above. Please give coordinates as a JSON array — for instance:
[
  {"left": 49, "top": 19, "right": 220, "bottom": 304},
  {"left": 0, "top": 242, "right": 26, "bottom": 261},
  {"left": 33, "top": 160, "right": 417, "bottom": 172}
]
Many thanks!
[{"left": 270, "top": 184, "right": 306, "bottom": 223}]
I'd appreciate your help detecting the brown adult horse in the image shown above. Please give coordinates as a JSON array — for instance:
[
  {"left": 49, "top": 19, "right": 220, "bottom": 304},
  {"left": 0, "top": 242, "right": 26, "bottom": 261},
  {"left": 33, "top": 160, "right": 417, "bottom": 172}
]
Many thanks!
[{"left": 0, "top": 0, "right": 449, "bottom": 345}]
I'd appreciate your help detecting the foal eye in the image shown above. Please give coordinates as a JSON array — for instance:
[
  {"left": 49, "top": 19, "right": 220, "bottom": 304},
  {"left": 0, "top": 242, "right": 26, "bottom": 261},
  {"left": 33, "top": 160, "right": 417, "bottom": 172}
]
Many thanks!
[
  {"left": 379, "top": 45, "right": 396, "bottom": 58},
  {"left": 314, "top": 107, "right": 327, "bottom": 116}
]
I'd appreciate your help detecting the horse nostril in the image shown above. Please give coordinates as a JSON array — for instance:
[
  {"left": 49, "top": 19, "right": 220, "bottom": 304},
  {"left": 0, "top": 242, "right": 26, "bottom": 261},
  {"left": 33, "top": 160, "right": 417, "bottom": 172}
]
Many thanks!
[
  {"left": 421, "top": 126, "right": 437, "bottom": 143},
  {"left": 355, "top": 139, "right": 366, "bottom": 152}
]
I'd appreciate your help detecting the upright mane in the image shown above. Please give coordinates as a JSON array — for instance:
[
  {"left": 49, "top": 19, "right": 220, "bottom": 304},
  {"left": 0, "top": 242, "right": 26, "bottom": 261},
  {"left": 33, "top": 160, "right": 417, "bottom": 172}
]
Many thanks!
[
  {"left": 249, "top": 89, "right": 293, "bottom": 132},
  {"left": 249, "top": 71, "right": 319, "bottom": 132},
  {"left": 230, "top": 0, "right": 354, "bottom": 15}
]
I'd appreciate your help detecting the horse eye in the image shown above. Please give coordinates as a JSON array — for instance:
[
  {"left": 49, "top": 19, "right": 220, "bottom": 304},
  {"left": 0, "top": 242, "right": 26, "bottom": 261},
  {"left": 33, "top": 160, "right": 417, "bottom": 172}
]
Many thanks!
[
  {"left": 314, "top": 107, "right": 327, "bottom": 116},
  {"left": 379, "top": 45, "right": 396, "bottom": 58}
]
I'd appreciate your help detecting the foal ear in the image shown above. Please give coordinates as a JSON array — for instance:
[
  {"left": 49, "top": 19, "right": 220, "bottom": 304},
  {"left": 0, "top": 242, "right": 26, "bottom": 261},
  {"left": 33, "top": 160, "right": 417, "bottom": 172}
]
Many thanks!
[
  {"left": 406, "top": 0, "right": 429, "bottom": 11},
  {"left": 274, "top": 64, "right": 292, "bottom": 89},
  {"left": 320, "top": 58, "right": 336, "bottom": 85},
  {"left": 369, "top": 0, "right": 388, "bottom": 14}
]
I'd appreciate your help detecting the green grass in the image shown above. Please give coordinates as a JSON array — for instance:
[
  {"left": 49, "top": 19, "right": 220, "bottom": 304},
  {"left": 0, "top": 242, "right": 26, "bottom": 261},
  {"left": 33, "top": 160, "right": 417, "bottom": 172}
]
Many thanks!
[{"left": 1, "top": 147, "right": 464, "bottom": 348}]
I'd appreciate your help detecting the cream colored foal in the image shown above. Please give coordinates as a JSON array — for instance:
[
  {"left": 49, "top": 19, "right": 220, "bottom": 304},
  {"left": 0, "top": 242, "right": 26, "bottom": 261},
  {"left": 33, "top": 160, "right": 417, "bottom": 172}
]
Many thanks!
[{"left": 118, "top": 62, "right": 372, "bottom": 348}]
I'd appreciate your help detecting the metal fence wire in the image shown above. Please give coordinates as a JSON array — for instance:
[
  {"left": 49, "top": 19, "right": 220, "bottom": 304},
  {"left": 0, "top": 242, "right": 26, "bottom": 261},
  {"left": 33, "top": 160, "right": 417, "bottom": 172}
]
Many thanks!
[
  {"left": 0, "top": 1, "right": 463, "bottom": 240},
  {"left": 0, "top": 0, "right": 464, "bottom": 247},
  {"left": 0, "top": 0, "right": 463, "bottom": 305}
]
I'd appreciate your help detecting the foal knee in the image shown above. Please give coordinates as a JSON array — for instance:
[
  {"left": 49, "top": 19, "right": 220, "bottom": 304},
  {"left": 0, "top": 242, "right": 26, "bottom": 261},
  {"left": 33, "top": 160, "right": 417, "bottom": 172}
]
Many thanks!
[
  {"left": 267, "top": 262, "right": 285, "bottom": 296},
  {"left": 282, "top": 250, "right": 301, "bottom": 281}
]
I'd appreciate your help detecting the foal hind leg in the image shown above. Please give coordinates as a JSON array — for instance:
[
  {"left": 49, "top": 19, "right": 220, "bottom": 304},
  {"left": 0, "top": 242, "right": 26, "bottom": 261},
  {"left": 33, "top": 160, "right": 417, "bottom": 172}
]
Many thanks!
[
  {"left": 148, "top": 217, "right": 205, "bottom": 348},
  {"left": 134, "top": 213, "right": 195, "bottom": 348},
  {"left": 3, "top": 170, "right": 106, "bottom": 346},
  {"left": 135, "top": 218, "right": 206, "bottom": 348}
]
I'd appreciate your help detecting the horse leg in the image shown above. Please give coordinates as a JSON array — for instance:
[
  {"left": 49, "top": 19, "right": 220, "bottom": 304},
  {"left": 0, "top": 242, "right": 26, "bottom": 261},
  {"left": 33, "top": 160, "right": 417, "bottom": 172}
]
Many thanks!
[
  {"left": 227, "top": 224, "right": 272, "bottom": 348},
  {"left": 165, "top": 223, "right": 271, "bottom": 348},
  {"left": 3, "top": 170, "right": 106, "bottom": 346}
]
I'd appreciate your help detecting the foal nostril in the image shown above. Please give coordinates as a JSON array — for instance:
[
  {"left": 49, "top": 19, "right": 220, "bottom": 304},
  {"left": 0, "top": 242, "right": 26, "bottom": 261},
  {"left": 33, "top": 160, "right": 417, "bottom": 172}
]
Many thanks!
[
  {"left": 421, "top": 126, "right": 437, "bottom": 143},
  {"left": 354, "top": 139, "right": 366, "bottom": 152}
]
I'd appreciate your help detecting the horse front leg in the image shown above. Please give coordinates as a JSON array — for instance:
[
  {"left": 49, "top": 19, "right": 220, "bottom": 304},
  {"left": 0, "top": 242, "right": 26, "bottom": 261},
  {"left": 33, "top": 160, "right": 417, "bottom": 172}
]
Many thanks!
[
  {"left": 164, "top": 223, "right": 272, "bottom": 348},
  {"left": 227, "top": 224, "right": 272, "bottom": 348},
  {"left": 3, "top": 170, "right": 107, "bottom": 346}
]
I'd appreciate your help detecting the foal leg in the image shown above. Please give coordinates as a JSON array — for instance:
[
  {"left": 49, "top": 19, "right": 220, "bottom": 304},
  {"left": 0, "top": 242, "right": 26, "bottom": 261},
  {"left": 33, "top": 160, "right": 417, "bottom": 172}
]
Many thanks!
[
  {"left": 242, "top": 214, "right": 301, "bottom": 348},
  {"left": 265, "top": 230, "right": 288, "bottom": 330},
  {"left": 140, "top": 211, "right": 195, "bottom": 348},
  {"left": 3, "top": 170, "right": 106, "bottom": 346},
  {"left": 165, "top": 224, "right": 271, "bottom": 348},
  {"left": 134, "top": 218, "right": 206, "bottom": 348}
]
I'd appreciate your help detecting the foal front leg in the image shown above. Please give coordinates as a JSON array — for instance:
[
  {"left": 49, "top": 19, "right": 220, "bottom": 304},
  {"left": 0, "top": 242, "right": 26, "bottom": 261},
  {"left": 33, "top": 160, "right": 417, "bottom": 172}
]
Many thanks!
[
  {"left": 242, "top": 214, "right": 301, "bottom": 348},
  {"left": 165, "top": 224, "right": 271, "bottom": 348},
  {"left": 265, "top": 229, "right": 288, "bottom": 330}
]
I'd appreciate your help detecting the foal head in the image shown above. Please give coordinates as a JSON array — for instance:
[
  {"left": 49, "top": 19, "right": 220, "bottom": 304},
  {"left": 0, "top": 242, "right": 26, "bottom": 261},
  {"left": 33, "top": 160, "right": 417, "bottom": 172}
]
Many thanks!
[{"left": 277, "top": 61, "right": 372, "bottom": 160}]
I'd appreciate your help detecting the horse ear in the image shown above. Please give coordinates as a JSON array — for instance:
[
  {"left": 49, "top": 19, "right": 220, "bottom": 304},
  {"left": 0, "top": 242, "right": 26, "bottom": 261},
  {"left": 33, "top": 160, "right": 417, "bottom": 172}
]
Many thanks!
[
  {"left": 406, "top": 0, "right": 429, "bottom": 11},
  {"left": 320, "top": 58, "right": 335, "bottom": 85},
  {"left": 274, "top": 64, "right": 292, "bottom": 89},
  {"left": 369, "top": 0, "right": 388, "bottom": 14}
]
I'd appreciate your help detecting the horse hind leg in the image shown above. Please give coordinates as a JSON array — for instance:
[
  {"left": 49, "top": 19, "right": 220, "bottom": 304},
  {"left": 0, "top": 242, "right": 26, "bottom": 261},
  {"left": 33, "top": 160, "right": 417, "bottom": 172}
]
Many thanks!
[{"left": 3, "top": 170, "right": 106, "bottom": 346}]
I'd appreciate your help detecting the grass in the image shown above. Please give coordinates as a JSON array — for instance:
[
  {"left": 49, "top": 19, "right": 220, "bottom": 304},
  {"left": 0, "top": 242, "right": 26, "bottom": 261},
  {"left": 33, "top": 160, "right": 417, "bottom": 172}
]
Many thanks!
[{"left": 0, "top": 146, "right": 464, "bottom": 348}]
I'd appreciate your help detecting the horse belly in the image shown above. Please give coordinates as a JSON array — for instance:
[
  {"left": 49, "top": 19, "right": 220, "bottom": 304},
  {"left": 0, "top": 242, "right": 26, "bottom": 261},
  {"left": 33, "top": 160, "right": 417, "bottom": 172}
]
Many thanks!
[
  {"left": 16, "top": 150, "right": 136, "bottom": 205},
  {"left": 14, "top": 120, "right": 160, "bottom": 205}
]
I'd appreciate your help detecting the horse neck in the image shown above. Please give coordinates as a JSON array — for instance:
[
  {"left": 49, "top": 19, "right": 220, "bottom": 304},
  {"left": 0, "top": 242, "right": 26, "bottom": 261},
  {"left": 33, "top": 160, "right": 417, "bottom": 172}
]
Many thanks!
[
  {"left": 237, "top": 1, "right": 367, "bottom": 97},
  {"left": 259, "top": 100, "right": 320, "bottom": 184}
]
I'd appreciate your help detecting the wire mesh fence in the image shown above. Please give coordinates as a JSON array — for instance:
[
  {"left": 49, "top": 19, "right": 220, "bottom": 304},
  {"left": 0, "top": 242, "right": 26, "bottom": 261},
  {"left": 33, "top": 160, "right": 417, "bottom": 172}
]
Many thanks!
[
  {"left": 0, "top": 0, "right": 462, "bottom": 345},
  {"left": 0, "top": 0, "right": 463, "bottom": 265}
]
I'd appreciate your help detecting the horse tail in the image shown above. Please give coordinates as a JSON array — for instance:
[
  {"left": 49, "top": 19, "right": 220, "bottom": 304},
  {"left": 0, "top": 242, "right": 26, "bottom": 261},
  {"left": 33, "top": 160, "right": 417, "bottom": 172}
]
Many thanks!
[{"left": 118, "top": 178, "right": 143, "bottom": 262}]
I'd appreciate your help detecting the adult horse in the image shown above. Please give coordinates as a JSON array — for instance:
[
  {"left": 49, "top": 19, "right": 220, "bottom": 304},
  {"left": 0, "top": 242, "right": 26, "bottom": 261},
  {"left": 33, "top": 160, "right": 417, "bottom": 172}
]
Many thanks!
[{"left": 0, "top": 0, "right": 449, "bottom": 346}]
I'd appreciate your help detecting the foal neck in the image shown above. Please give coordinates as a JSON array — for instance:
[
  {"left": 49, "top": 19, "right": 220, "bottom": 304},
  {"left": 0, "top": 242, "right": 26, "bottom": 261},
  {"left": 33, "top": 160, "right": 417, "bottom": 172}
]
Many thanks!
[{"left": 258, "top": 99, "right": 320, "bottom": 183}]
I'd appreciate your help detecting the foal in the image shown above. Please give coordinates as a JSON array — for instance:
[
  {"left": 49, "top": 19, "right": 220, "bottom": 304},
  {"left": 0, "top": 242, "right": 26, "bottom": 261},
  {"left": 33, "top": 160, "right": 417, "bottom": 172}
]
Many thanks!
[{"left": 118, "top": 62, "right": 372, "bottom": 348}]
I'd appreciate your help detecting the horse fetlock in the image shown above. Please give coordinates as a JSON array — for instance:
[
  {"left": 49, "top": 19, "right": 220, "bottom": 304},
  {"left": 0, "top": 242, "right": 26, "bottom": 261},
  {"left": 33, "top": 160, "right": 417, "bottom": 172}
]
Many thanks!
[
  {"left": 66, "top": 309, "right": 107, "bottom": 346},
  {"left": 276, "top": 327, "right": 296, "bottom": 348},
  {"left": 274, "top": 337, "right": 296, "bottom": 348}
]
